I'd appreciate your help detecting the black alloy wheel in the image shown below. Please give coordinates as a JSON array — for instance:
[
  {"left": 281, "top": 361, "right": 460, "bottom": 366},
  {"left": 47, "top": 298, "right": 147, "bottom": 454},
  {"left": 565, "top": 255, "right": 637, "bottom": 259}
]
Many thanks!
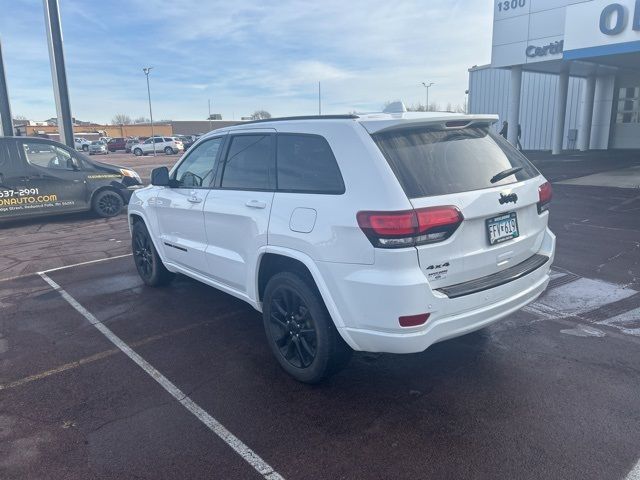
[
  {"left": 133, "top": 228, "right": 153, "bottom": 280},
  {"left": 131, "top": 221, "right": 174, "bottom": 286},
  {"left": 263, "top": 271, "right": 352, "bottom": 383},
  {"left": 268, "top": 285, "right": 318, "bottom": 368},
  {"left": 93, "top": 190, "right": 123, "bottom": 218}
]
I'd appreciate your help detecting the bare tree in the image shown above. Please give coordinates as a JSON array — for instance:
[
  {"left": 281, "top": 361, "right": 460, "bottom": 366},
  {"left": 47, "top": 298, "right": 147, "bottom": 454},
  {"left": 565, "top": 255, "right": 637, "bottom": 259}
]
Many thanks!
[
  {"left": 406, "top": 102, "right": 440, "bottom": 112},
  {"left": 112, "top": 114, "right": 132, "bottom": 125},
  {"left": 13, "top": 114, "right": 28, "bottom": 120},
  {"left": 133, "top": 116, "right": 150, "bottom": 124},
  {"left": 249, "top": 110, "right": 272, "bottom": 120}
]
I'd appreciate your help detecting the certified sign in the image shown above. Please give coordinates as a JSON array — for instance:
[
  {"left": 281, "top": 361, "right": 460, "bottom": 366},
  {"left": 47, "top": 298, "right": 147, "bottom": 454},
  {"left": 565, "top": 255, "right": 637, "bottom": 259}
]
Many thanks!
[{"left": 526, "top": 40, "right": 564, "bottom": 58}]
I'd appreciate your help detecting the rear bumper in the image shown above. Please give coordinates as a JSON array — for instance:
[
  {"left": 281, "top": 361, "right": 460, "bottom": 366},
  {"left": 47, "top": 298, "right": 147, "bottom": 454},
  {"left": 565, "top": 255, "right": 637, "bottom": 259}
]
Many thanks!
[
  {"left": 342, "top": 264, "right": 549, "bottom": 353},
  {"left": 322, "top": 227, "right": 555, "bottom": 353}
]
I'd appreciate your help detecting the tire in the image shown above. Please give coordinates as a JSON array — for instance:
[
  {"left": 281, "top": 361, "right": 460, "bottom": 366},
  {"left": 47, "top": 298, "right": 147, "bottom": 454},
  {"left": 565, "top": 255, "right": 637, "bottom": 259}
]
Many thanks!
[
  {"left": 164, "top": 146, "right": 173, "bottom": 155},
  {"left": 82, "top": 145, "right": 89, "bottom": 152},
  {"left": 131, "top": 221, "right": 175, "bottom": 287},
  {"left": 92, "top": 190, "right": 124, "bottom": 218},
  {"left": 133, "top": 148, "right": 143, "bottom": 156},
  {"left": 263, "top": 271, "right": 352, "bottom": 383}
]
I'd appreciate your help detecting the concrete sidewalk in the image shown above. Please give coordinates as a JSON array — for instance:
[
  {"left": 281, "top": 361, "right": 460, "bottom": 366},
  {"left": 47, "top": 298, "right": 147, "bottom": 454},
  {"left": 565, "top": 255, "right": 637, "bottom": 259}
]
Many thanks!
[
  {"left": 525, "top": 150, "right": 640, "bottom": 186},
  {"left": 557, "top": 165, "right": 640, "bottom": 189}
]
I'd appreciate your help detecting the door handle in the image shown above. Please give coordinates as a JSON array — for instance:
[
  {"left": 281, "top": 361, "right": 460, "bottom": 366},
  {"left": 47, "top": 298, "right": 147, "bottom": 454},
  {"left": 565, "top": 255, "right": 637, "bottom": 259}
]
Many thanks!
[
  {"left": 187, "top": 195, "right": 202, "bottom": 204},
  {"left": 245, "top": 199, "right": 266, "bottom": 209}
]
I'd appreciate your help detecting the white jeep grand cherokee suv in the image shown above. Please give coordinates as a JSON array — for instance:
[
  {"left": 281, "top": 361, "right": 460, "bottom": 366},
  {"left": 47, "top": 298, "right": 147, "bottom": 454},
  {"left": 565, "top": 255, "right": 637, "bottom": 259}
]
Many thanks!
[{"left": 128, "top": 112, "right": 555, "bottom": 383}]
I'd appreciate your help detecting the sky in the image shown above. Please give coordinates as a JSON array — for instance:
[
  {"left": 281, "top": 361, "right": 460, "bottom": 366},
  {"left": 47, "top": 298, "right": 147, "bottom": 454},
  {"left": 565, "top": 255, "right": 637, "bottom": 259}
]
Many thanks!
[{"left": 0, "top": 0, "right": 493, "bottom": 124}]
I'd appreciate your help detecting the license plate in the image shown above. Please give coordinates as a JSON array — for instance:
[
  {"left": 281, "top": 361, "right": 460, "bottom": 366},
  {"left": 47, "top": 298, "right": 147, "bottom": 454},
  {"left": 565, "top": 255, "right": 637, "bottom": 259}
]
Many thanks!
[{"left": 486, "top": 212, "right": 519, "bottom": 245}]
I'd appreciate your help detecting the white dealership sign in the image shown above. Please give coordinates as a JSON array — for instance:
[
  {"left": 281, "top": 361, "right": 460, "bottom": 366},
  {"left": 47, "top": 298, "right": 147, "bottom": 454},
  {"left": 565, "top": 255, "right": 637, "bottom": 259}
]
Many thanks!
[
  {"left": 491, "top": 0, "right": 573, "bottom": 67},
  {"left": 564, "top": 0, "right": 640, "bottom": 59},
  {"left": 491, "top": 0, "right": 640, "bottom": 67}
]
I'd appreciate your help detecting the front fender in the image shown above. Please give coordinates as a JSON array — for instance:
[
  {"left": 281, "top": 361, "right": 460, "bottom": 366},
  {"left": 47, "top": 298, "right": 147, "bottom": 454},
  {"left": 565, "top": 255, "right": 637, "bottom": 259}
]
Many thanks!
[{"left": 127, "top": 188, "right": 170, "bottom": 268}]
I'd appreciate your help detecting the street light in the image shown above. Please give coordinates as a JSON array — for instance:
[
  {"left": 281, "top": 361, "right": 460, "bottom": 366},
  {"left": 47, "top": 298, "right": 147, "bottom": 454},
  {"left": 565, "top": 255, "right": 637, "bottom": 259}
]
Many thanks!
[
  {"left": 421, "top": 82, "right": 434, "bottom": 111},
  {"left": 143, "top": 66, "right": 155, "bottom": 156}
]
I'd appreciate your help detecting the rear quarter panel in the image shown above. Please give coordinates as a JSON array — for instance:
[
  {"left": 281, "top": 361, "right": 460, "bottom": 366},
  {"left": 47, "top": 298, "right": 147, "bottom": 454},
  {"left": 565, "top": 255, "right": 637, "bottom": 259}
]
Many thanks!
[{"left": 267, "top": 121, "right": 413, "bottom": 265}]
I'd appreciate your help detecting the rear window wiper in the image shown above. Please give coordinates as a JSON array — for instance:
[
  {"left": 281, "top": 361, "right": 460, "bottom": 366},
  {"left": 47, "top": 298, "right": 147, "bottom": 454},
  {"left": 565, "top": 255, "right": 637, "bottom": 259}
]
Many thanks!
[{"left": 490, "top": 166, "right": 523, "bottom": 184}]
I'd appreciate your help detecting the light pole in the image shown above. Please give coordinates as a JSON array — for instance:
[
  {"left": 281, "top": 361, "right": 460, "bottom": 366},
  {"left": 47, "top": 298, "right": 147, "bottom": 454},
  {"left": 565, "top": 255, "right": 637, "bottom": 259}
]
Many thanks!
[
  {"left": 464, "top": 89, "right": 469, "bottom": 113},
  {"left": 143, "top": 67, "right": 155, "bottom": 156},
  {"left": 421, "top": 82, "right": 434, "bottom": 111},
  {"left": 318, "top": 81, "right": 321, "bottom": 115}
]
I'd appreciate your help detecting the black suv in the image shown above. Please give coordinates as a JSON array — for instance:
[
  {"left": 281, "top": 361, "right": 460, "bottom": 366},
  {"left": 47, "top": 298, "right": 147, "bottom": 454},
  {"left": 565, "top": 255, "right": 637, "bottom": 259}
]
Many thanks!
[{"left": 0, "top": 136, "right": 142, "bottom": 221}]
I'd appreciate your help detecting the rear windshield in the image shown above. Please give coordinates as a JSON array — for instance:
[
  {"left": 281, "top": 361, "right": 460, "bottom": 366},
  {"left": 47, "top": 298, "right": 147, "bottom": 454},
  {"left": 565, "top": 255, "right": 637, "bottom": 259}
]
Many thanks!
[{"left": 372, "top": 126, "right": 539, "bottom": 198}]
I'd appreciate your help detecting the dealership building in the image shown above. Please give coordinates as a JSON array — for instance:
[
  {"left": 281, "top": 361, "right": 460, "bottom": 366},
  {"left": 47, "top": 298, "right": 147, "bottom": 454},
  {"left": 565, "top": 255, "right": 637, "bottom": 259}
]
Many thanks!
[{"left": 468, "top": 0, "right": 640, "bottom": 152}]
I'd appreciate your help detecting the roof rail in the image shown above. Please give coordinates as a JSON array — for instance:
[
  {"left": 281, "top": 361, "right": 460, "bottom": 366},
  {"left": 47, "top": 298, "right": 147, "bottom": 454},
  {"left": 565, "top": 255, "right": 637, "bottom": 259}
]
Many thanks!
[{"left": 240, "top": 114, "right": 359, "bottom": 125}]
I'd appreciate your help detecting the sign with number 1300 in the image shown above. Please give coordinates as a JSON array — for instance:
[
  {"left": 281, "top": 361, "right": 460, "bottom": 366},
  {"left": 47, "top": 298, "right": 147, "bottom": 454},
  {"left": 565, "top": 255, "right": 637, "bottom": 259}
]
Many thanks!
[{"left": 497, "top": 0, "right": 526, "bottom": 12}]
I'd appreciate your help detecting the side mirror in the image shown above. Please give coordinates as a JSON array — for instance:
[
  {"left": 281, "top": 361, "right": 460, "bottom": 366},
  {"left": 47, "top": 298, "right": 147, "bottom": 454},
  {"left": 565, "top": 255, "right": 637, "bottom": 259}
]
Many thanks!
[{"left": 151, "top": 166, "right": 170, "bottom": 186}]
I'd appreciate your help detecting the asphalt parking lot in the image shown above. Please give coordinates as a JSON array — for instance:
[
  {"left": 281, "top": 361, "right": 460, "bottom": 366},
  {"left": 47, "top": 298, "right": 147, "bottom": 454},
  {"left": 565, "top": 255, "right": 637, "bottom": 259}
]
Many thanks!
[{"left": 1, "top": 151, "right": 639, "bottom": 479}]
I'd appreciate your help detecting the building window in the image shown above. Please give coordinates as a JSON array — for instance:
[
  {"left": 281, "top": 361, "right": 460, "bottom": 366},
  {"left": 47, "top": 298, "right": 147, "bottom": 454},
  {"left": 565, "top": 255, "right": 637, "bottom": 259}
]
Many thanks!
[{"left": 616, "top": 87, "right": 640, "bottom": 124}]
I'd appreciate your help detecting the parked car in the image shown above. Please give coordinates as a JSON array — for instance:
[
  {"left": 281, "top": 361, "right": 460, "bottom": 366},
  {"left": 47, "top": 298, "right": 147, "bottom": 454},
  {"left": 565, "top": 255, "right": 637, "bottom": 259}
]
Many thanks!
[
  {"left": 0, "top": 136, "right": 142, "bottom": 221},
  {"left": 107, "top": 137, "right": 127, "bottom": 152},
  {"left": 88, "top": 141, "right": 109, "bottom": 155},
  {"left": 178, "top": 135, "right": 196, "bottom": 151},
  {"left": 74, "top": 137, "right": 90, "bottom": 152},
  {"left": 132, "top": 136, "right": 183, "bottom": 156},
  {"left": 128, "top": 111, "right": 555, "bottom": 383},
  {"left": 99, "top": 136, "right": 112, "bottom": 144},
  {"left": 125, "top": 138, "right": 140, "bottom": 153}
]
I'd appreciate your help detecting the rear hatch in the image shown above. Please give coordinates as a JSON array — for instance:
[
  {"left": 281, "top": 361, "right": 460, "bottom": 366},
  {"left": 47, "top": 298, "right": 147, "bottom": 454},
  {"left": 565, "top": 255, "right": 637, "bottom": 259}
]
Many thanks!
[{"left": 370, "top": 121, "right": 549, "bottom": 290}]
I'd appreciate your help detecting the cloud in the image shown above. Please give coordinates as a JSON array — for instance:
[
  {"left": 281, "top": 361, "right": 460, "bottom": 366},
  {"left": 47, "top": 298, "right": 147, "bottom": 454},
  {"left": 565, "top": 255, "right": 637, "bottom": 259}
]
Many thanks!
[{"left": 1, "top": 0, "right": 492, "bottom": 122}]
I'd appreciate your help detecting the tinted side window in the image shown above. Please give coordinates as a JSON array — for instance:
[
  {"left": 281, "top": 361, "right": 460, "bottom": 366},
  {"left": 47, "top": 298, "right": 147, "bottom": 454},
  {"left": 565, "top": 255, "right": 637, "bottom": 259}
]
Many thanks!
[
  {"left": 22, "top": 141, "right": 78, "bottom": 171},
  {"left": 276, "top": 134, "right": 344, "bottom": 194},
  {"left": 220, "top": 135, "right": 275, "bottom": 190},
  {"left": 173, "top": 137, "right": 223, "bottom": 188}
]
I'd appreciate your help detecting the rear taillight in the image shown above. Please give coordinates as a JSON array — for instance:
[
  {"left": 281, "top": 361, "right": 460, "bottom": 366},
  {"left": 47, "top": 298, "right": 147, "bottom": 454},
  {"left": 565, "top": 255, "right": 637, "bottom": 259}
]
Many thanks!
[
  {"left": 357, "top": 206, "right": 463, "bottom": 248},
  {"left": 537, "top": 182, "right": 552, "bottom": 214}
]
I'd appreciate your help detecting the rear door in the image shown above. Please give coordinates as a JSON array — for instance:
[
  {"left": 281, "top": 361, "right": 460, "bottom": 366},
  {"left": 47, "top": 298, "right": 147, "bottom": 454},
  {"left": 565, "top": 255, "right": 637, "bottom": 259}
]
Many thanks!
[
  {"left": 18, "top": 138, "right": 89, "bottom": 214},
  {"left": 155, "top": 135, "right": 225, "bottom": 274},
  {"left": 0, "top": 139, "right": 29, "bottom": 219},
  {"left": 203, "top": 130, "right": 276, "bottom": 293},
  {"left": 372, "top": 125, "right": 547, "bottom": 289}
]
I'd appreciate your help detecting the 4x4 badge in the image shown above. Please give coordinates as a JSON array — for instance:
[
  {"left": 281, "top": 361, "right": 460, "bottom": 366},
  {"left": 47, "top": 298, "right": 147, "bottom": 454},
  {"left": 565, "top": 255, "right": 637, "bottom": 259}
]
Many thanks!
[{"left": 499, "top": 193, "right": 518, "bottom": 205}]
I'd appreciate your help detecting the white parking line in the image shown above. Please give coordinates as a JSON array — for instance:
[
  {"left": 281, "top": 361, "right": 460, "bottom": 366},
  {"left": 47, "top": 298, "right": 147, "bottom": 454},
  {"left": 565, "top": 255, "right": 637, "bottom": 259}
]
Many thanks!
[
  {"left": 626, "top": 458, "right": 640, "bottom": 480},
  {"left": 0, "top": 254, "right": 133, "bottom": 284},
  {"left": 39, "top": 272, "right": 284, "bottom": 480},
  {"left": 40, "top": 253, "right": 133, "bottom": 274}
]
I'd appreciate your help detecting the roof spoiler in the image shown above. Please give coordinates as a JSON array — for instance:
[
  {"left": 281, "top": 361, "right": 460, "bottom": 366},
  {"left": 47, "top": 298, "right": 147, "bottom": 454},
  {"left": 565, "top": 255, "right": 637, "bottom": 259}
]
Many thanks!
[{"left": 364, "top": 114, "right": 499, "bottom": 135}]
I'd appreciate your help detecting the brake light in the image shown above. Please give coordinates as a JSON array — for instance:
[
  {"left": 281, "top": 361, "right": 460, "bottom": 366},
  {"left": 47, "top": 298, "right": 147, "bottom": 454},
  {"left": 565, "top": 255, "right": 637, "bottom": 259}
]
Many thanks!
[
  {"left": 357, "top": 206, "right": 463, "bottom": 248},
  {"left": 537, "top": 182, "right": 552, "bottom": 213}
]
